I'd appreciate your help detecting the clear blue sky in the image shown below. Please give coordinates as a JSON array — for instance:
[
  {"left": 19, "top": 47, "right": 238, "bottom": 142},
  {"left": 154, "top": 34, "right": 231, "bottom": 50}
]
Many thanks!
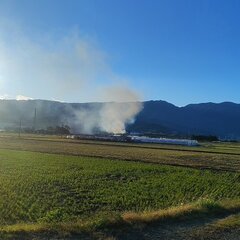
[{"left": 0, "top": 0, "right": 240, "bottom": 105}]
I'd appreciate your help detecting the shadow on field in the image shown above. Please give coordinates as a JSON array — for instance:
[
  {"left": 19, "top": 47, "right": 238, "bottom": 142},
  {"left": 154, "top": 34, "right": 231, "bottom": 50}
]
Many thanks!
[
  {"left": 100, "top": 213, "right": 238, "bottom": 240},
  {"left": 1, "top": 200, "right": 240, "bottom": 240},
  {"left": 1, "top": 213, "right": 240, "bottom": 240}
]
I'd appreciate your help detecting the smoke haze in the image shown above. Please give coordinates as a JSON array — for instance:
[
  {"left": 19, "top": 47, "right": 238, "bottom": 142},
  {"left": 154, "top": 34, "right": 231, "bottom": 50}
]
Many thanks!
[{"left": 0, "top": 21, "right": 143, "bottom": 133}]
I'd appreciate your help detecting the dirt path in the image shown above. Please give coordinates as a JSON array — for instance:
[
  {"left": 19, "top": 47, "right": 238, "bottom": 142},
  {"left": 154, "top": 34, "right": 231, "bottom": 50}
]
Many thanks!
[{"left": 109, "top": 213, "right": 240, "bottom": 240}]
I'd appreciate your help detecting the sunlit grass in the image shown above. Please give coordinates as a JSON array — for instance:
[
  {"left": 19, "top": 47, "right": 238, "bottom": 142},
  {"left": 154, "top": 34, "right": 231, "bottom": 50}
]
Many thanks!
[
  {"left": 1, "top": 199, "right": 240, "bottom": 238},
  {"left": 123, "top": 199, "right": 240, "bottom": 224}
]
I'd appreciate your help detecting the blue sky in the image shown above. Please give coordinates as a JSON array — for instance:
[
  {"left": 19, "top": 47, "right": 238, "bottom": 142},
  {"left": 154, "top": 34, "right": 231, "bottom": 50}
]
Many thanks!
[{"left": 0, "top": 0, "right": 240, "bottom": 105}]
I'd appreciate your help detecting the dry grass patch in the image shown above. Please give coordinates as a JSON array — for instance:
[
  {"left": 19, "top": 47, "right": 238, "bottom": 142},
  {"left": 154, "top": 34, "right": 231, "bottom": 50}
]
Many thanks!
[
  {"left": 123, "top": 204, "right": 197, "bottom": 223},
  {"left": 122, "top": 199, "right": 240, "bottom": 224},
  {"left": 213, "top": 214, "right": 240, "bottom": 229},
  {"left": 1, "top": 199, "right": 240, "bottom": 239}
]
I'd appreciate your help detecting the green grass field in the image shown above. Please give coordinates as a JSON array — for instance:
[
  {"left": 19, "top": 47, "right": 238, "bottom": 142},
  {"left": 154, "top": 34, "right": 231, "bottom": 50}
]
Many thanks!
[
  {"left": 0, "top": 134, "right": 240, "bottom": 172},
  {"left": 0, "top": 134, "right": 239, "bottom": 239}
]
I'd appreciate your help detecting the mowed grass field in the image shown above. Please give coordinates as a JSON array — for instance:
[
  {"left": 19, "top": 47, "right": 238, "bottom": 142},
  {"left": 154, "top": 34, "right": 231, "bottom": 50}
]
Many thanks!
[{"left": 0, "top": 134, "right": 239, "bottom": 239}]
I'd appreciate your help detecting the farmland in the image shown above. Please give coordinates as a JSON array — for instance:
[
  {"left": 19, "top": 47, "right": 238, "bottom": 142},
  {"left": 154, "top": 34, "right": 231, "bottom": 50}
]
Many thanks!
[
  {"left": 0, "top": 134, "right": 240, "bottom": 172},
  {"left": 0, "top": 134, "right": 239, "bottom": 239}
]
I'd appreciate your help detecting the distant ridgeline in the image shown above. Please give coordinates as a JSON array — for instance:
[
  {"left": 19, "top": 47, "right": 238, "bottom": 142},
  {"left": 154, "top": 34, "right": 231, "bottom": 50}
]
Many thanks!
[{"left": 0, "top": 99, "right": 240, "bottom": 140}]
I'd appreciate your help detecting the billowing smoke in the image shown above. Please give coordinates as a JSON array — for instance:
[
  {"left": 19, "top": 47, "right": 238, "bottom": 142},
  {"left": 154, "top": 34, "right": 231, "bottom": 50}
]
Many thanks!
[
  {"left": 99, "top": 86, "right": 142, "bottom": 133},
  {"left": 100, "top": 102, "right": 142, "bottom": 134},
  {"left": 0, "top": 20, "right": 143, "bottom": 133},
  {"left": 69, "top": 87, "right": 143, "bottom": 134}
]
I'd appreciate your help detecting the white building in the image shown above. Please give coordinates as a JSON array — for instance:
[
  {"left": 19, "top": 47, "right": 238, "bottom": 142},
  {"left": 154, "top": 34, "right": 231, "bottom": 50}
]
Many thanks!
[{"left": 130, "top": 136, "right": 199, "bottom": 146}]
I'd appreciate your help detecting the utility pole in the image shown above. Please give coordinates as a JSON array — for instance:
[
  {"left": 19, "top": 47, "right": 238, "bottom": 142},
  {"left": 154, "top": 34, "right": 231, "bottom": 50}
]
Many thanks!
[
  {"left": 33, "top": 108, "right": 37, "bottom": 132},
  {"left": 18, "top": 119, "right": 22, "bottom": 138}
]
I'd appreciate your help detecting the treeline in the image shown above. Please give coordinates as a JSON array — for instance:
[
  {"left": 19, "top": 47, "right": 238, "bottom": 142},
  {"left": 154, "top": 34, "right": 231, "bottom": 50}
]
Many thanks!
[
  {"left": 35, "top": 125, "right": 71, "bottom": 135},
  {"left": 191, "top": 135, "right": 219, "bottom": 142},
  {"left": 4, "top": 125, "right": 71, "bottom": 135}
]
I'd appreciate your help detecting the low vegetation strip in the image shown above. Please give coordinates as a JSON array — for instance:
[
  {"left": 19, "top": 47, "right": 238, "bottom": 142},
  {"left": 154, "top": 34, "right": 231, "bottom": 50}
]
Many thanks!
[
  {"left": 122, "top": 199, "right": 240, "bottom": 224},
  {"left": 213, "top": 213, "right": 240, "bottom": 229}
]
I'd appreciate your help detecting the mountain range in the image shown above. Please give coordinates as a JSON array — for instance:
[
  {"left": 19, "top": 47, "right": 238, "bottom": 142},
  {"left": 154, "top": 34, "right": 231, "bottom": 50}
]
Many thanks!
[
  {"left": 0, "top": 99, "right": 240, "bottom": 139},
  {"left": 131, "top": 100, "right": 240, "bottom": 139}
]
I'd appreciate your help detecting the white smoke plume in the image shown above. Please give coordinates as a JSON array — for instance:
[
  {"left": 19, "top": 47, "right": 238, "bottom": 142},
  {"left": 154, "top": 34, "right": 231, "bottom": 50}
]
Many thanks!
[
  {"left": 99, "top": 86, "right": 142, "bottom": 133},
  {"left": 100, "top": 102, "right": 142, "bottom": 133},
  {"left": 69, "top": 87, "right": 143, "bottom": 134},
  {"left": 0, "top": 20, "right": 143, "bottom": 134}
]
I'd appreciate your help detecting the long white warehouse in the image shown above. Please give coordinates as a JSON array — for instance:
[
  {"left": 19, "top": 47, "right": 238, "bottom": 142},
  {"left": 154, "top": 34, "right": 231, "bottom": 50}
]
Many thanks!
[{"left": 130, "top": 136, "right": 199, "bottom": 146}]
